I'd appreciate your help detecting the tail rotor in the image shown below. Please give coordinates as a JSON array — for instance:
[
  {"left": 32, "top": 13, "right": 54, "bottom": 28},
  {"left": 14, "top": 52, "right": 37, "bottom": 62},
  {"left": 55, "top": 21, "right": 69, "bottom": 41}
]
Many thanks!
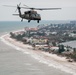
[{"left": 15, "top": 3, "right": 21, "bottom": 12}]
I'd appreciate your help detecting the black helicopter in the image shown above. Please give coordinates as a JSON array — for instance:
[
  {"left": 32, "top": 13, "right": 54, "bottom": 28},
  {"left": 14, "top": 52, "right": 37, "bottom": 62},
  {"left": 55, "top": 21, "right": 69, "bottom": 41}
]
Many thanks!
[{"left": 4, "top": 3, "right": 61, "bottom": 23}]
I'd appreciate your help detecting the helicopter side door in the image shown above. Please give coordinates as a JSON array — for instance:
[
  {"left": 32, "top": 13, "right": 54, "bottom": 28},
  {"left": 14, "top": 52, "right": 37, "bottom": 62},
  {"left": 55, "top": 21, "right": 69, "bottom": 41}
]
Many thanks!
[{"left": 24, "top": 11, "right": 31, "bottom": 19}]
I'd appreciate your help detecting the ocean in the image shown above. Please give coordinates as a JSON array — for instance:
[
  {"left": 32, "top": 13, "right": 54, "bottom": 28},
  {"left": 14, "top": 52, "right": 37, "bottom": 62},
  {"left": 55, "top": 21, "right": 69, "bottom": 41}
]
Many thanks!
[
  {"left": 0, "top": 20, "right": 70, "bottom": 34},
  {"left": 0, "top": 21, "right": 39, "bottom": 34}
]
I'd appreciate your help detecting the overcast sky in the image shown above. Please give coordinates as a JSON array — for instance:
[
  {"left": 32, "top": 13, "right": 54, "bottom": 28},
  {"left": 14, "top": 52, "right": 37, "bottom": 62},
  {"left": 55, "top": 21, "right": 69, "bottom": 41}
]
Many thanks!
[{"left": 0, "top": 0, "right": 76, "bottom": 21}]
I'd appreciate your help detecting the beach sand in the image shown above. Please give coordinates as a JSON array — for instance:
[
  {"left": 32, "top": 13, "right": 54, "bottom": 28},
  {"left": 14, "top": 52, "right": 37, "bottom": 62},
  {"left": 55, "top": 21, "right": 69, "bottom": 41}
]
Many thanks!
[{"left": 1, "top": 33, "right": 76, "bottom": 75}]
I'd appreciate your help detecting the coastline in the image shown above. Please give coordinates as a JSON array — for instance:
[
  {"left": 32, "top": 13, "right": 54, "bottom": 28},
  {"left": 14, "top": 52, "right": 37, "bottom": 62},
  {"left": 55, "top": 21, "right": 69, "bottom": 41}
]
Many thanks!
[{"left": 0, "top": 33, "right": 76, "bottom": 75}]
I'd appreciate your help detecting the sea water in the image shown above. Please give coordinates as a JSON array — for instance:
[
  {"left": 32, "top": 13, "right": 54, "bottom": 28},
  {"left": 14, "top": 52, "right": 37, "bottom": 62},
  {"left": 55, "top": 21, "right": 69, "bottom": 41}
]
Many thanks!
[
  {"left": 0, "top": 21, "right": 51, "bottom": 33},
  {"left": 0, "top": 20, "right": 70, "bottom": 34}
]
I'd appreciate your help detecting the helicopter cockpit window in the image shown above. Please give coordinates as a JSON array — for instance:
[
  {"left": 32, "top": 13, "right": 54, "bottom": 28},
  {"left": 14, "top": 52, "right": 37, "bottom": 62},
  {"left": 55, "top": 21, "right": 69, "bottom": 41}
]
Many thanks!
[
  {"left": 36, "top": 14, "right": 38, "bottom": 17},
  {"left": 31, "top": 13, "right": 40, "bottom": 18},
  {"left": 31, "top": 14, "right": 35, "bottom": 17},
  {"left": 36, "top": 14, "right": 40, "bottom": 17}
]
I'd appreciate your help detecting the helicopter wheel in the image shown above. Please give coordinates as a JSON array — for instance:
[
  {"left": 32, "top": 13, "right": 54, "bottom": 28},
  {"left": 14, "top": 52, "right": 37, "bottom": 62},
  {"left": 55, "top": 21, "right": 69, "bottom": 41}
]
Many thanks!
[
  {"left": 28, "top": 20, "right": 30, "bottom": 23},
  {"left": 37, "top": 20, "right": 39, "bottom": 23},
  {"left": 21, "top": 19, "right": 23, "bottom": 22}
]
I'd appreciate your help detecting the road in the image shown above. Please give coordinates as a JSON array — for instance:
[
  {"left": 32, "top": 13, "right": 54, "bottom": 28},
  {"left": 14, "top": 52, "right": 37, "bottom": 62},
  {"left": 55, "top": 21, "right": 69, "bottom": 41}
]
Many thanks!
[{"left": 0, "top": 36, "right": 72, "bottom": 75}]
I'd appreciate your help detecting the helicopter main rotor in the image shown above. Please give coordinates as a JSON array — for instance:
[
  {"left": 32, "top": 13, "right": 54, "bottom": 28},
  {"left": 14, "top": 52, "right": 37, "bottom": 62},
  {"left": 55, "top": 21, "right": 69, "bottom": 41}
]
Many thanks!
[{"left": 3, "top": 3, "right": 61, "bottom": 11}]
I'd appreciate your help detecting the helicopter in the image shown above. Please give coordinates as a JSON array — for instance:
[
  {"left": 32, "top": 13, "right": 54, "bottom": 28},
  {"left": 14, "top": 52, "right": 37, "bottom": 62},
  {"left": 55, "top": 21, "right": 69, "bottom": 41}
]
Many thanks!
[{"left": 4, "top": 3, "right": 61, "bottom": 23}]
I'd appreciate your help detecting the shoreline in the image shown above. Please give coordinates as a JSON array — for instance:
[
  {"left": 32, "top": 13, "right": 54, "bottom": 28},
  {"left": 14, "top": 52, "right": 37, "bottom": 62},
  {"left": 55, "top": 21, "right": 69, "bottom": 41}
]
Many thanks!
[{"left": 0, "top": 33, "right": 76, "bottom": 75}]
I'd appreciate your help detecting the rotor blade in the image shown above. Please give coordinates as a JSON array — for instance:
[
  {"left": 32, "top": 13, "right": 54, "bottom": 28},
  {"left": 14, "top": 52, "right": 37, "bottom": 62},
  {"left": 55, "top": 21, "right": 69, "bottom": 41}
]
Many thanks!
[
  {"left": 23, "top": 5, "right": 36, "bottom": 10},
  {"left": 15, "top": 8, "right": 18, "bottom": 12},
  {"left": 22, "top": 6, "right": 61, "bottom": 10},
  {"left": 24, "top": 5, "right": 30, "bottom": 8},
  {"left": 15, "top": 3, "right": 21, "bottom": 12},
  {"left": 33, "top": 8, "right": 61, "bottom": 10},
  {"left": 3, "top": 5, "right": 17, "bottom": 7},
  {"left": 3, "top": 5, "right": 35, "bottom": 9},
  {"left": 15, "top": 5, "right": 18, "bottom": 12},
  {"left": 23, "top": 5, "right": 39, "bottom": 10},
  {"left": 19, "top": 2, "right": 21, "bottom": 6},
  {"left": 3, "top": 5, "right": 61, "bottom": 10},
  {"left": 13, "top": 14, "right": 19, "bottom": 16},
  {"left": 3, "top": 5, "right": 25, "bottom": 8}
]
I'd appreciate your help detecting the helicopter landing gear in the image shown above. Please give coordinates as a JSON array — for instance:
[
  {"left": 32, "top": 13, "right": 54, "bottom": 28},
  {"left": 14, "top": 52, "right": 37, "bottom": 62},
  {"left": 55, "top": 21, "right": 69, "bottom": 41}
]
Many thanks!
[
  {"left": 28, "top": 20, "right": 30, "bottom": 23},
  {"left": 37, "top": 20, "right": 39, "bottom": 23},
  {"left": 21, "top": 18, "right": 23, "bottom": 22}
]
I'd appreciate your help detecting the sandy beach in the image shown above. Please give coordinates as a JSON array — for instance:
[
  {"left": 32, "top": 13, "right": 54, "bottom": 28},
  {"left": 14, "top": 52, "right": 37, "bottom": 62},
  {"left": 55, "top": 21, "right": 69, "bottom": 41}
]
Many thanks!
[{"left": 0, "top": 33, "right": 76, "bottom": 75}]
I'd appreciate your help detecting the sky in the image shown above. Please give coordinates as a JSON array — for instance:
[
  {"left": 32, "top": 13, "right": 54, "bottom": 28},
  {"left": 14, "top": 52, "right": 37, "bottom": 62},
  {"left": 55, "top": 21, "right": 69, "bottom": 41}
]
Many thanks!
[{"left": 0, "top": 0, "right": 76, "bottom": 21}]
